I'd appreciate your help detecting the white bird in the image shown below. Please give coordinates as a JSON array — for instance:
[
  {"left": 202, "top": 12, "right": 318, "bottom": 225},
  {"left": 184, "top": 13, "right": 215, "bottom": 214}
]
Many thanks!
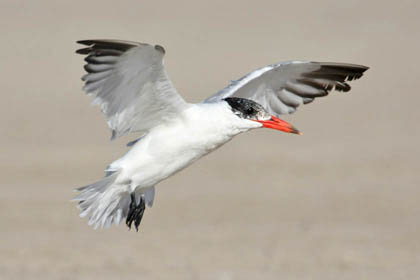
[{"left": 73, "top": 39, "right": 368, "bottom": 231}]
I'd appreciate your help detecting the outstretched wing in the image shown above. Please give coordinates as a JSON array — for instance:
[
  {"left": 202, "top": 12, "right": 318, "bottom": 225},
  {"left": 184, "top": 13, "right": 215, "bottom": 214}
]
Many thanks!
[
  {"left": 76, "top": 39, "right": 188, "bottom": 139},
  {"left": 205, "top": 61, "right": 368, "bottom": 115}
]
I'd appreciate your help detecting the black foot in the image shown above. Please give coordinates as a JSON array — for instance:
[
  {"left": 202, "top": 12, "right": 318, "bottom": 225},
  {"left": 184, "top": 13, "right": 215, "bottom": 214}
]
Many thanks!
[{"left": 126, "top": 193, "right": 146, "bottom": 232}]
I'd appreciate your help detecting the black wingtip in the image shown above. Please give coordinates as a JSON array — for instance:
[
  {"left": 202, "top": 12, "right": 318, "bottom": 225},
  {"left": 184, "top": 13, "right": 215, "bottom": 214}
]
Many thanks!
[
  {"left": 154, "top": 45, "right": 165, "bottom": 54},
  {"left": 77, "top": 40, "right": 94, "bottom": 46},
  {"left": 358, "top": 65, "right": 370, "bottom": 72},
  {"left": 75, "top": 47, "right": 91, "bottom": 54},
  {"left": 319, "top": 62, "right": 369, "bottom": 71},
  {"left": 307, "top": 62, "right": 370, "bottom": 83}
]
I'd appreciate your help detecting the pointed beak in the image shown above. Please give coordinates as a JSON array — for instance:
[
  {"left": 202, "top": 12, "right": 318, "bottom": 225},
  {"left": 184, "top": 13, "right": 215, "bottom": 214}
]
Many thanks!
[{"left": 254, "top": 115, "right": 302, "bottom": 135}]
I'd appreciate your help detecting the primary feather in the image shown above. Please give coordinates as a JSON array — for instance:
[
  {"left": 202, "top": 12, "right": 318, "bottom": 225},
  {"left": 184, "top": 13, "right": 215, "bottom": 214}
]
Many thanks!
[
  {"left": 205, "top": 61, "right": 368, "bottom": 115},
  {"left": 77, "top": 40, "right": 188, "bottom": 139}
]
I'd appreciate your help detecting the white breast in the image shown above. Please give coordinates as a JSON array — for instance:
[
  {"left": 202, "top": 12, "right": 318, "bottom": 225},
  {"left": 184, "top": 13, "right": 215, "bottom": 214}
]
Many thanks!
[{"left": 111, "top": 102, "right": 261, "bottom": 191}]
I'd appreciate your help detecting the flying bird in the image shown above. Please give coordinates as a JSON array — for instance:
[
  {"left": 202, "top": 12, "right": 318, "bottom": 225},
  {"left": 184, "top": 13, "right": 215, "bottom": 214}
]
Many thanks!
[{"left": 73, "top": 39, "right": 368, "bottom": 231}]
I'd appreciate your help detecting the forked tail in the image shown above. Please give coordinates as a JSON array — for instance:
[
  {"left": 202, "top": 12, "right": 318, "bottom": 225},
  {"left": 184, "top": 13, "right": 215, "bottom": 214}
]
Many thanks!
[{"left": 72, "top": 171, "right": 155, "bottom": 231}]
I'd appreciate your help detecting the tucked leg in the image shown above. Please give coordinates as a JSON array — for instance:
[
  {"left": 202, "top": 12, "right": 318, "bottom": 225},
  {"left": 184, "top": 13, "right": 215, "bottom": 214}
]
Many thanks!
[{"left": 126, "top": 193, "right": 146, "bottom": 232}]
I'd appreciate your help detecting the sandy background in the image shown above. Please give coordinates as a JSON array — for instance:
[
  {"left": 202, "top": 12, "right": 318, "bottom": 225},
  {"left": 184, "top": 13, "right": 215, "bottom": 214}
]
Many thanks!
[{"left": 1, "top": 0, "right": 419, "bottom": 279}]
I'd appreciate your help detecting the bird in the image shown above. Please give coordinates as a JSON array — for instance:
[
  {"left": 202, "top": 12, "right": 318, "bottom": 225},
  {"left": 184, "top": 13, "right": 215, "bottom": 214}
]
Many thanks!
[{"left": 72, "top": 39, "right": 368, "bottom": 231}]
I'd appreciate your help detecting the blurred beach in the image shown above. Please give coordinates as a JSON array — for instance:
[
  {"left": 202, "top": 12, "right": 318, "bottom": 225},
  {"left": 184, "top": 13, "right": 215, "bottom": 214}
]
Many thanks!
[{"left": 1, "top": 0, "right": 419, "bottom": 279}]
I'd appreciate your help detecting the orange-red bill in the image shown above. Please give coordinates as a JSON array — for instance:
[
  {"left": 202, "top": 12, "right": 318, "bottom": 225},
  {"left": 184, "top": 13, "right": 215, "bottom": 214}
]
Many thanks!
[{"left": 254, "top": 115, "right": 302, "bottom": 135}]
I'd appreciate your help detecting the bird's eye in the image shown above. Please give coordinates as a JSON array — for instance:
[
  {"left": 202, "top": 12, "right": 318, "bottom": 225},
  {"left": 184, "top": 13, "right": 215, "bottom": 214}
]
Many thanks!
[{"left": 246, "top": 108, "right": 254, "bottom": 115}]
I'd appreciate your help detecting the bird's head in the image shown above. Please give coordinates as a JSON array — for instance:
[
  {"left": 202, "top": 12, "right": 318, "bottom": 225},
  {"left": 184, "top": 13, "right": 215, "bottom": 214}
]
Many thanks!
[{"left": 224, "top": 97, "right": 301, "bottom": 134}]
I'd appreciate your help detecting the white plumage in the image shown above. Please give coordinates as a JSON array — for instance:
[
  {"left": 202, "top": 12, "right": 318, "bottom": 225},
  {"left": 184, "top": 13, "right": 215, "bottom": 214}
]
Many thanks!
[{"left": 73, "top": 39, "right": 368, "bottom": 230}]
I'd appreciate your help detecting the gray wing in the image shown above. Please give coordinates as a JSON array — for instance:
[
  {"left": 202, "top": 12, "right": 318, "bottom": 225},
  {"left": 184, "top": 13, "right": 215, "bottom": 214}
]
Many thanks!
[
  {"left": 205, "top": 61, "right": 368, "bottom": 115},
  {"left": 76, "top": 39, "right": 188, "bottom": 139}
]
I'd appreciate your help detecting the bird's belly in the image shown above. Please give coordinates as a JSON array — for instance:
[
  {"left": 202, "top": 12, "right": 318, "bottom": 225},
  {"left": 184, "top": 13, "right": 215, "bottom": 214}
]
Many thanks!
[
  {"left": 122, "top": 124, "right": 235, "bottom": 189},
  {"left": 130, "top": 150, "right": 203, "bottom": 187}
]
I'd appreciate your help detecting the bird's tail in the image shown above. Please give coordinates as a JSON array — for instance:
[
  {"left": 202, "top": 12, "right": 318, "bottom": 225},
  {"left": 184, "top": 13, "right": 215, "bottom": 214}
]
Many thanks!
[{"left": 72, "top": 171, "right": 155, "bottom": 230}]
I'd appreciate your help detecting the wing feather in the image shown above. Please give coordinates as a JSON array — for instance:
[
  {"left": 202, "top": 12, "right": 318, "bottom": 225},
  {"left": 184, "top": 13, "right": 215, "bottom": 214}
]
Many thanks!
[
  {"left": 76, "top": 39, "right": 188, "bottom": 139},
  {"left": 205, "top": 61, "right": 368, "bottom": 116}
]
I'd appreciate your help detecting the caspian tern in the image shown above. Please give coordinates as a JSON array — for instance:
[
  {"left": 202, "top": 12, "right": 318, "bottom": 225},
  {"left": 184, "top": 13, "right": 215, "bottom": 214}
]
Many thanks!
[{"left": 72, "top": 39, "right": 368, "bottom": 231}]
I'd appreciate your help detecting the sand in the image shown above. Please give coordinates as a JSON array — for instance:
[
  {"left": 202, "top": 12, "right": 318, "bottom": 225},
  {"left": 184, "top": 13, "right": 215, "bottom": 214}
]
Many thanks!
[{"left": 1, "top": 0, "right": 419, "bottom": 279}]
